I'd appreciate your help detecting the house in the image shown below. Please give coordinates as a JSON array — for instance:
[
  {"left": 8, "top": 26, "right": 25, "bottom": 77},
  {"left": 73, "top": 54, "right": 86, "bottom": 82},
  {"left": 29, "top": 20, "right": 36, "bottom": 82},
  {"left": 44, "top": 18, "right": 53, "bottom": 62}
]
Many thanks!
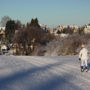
[
  {"left": 0, "top": 27, "right": 5, "bottom": 31},
  {"left": 60, "top": 33, "right": 69, "bottom": 38},
  {"left": 84, "top": 25, "right": 90, "bottom": 33},
  {"left": 0, "top": 27, "right": 5, "bottom": 38},
  {"left": 0, "top": 44, "right": 8, "bottom": 54},
  {"left": 49, "top": 28, "right": 54, "bottom": 34}
]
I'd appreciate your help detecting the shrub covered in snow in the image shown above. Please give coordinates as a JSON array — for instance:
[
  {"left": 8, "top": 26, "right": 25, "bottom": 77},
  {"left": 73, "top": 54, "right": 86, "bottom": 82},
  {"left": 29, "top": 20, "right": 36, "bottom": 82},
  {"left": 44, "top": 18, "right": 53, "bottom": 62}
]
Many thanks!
[{"left": 44, "top": 34, "right": 90, "bottom": 56}]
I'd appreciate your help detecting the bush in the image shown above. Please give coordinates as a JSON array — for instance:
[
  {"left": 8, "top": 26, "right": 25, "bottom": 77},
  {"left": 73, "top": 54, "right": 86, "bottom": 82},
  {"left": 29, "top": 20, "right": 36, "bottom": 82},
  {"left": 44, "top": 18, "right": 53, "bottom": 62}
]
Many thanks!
[
  {"left": 44, "top": 34, "right": 90, "bottom": 56},
  {"left": 59, "top": 34, "right": 90, "bottom": 55},
  {"left": 14, "top": 26, "right": 54, "bottom": 55},
  {"left": 31, "top": 45, "right": 46, "bottom": 56}
]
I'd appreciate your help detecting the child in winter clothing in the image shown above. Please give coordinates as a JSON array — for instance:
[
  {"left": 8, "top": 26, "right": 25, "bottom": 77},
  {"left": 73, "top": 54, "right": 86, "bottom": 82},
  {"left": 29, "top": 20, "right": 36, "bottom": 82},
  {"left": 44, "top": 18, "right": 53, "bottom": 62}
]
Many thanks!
[{"left": 79, "top": 44, "right": 88, "bottom": 72}]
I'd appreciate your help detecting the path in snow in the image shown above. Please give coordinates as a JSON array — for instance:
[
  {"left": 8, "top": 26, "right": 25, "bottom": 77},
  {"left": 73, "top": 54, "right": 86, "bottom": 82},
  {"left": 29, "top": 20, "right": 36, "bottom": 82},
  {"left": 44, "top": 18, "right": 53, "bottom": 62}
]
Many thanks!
[{"left": 0, "top": 56, "right": 90, "bottom": 90}]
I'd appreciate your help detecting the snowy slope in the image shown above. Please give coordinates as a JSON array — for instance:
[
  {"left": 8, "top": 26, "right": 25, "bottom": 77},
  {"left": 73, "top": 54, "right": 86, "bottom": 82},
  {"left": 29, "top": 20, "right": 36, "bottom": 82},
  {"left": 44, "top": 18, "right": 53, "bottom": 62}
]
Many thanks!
[{"left": 0, "top": 56, "right": 90, "bottom": 90}]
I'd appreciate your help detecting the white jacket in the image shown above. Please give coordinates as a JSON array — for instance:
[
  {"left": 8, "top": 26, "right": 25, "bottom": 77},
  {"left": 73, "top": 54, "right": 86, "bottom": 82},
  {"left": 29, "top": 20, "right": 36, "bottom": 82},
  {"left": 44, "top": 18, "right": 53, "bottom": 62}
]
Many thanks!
[{"left": 79, "top": 48, "right": 88, "bottom": 60}]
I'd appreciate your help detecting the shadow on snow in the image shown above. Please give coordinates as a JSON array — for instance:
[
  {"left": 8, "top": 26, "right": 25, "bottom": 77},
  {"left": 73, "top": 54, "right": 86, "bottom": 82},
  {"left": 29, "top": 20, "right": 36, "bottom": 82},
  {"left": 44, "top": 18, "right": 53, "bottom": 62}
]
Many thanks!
[{"left": 0, "top": 59, "right": 82, "bottom": 90}]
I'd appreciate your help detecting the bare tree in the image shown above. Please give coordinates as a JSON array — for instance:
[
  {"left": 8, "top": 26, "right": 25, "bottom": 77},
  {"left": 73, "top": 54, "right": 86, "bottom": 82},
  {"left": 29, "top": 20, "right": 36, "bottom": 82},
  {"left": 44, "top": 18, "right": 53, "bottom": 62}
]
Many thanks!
[
  {"left": 15, "top": 20, "right": 22, "bottom": 29},
  {"left": 0, "top": 16, "right": 11, "bottom": 27}
]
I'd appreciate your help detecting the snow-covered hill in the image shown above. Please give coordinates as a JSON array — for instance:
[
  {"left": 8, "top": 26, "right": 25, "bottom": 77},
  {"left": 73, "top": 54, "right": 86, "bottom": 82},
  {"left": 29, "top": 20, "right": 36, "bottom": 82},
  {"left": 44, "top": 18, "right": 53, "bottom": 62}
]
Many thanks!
[{"left": 0, "top": 56, "right": 90, "bottom": 90}]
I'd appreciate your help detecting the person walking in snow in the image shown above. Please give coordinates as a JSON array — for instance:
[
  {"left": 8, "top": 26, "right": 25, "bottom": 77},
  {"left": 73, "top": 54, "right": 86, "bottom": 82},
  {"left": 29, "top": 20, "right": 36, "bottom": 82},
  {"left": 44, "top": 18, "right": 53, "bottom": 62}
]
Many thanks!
[{"left": 79, "top": 44, "right": 88, "bottom": 72}]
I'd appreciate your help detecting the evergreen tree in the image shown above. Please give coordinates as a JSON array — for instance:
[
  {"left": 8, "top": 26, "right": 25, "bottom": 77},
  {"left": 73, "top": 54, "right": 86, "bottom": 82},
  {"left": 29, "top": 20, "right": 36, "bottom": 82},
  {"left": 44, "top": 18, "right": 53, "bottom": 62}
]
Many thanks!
[
  {"left": 30, "top": 18, "right": 40, "bottom": 28},
  {"left": 5, "top": 20, "right": 17, "bottom": 43},
  {"left": 15, "top": 20, "right": 22, "bottom": 29}
]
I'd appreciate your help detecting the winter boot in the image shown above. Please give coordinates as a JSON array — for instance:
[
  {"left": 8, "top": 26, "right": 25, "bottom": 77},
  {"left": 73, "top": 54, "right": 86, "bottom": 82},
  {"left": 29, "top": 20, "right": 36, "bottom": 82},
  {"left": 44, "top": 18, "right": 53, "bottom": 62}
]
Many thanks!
[
  {"left": 81, "top": 66, "right": 84, "bottom": 72},
  {"left": 81, "top": 69, "right": 84, "bottom": 72},
  {"left": 85, "top": 67, "right": 88, "bottom": 72}
]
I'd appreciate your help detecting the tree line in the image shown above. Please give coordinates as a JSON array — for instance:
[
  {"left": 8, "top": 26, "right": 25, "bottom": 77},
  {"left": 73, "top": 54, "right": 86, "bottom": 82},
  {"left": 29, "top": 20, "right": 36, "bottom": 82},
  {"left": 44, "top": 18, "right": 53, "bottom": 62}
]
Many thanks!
[{"left": 0, "top": 16, "right": 53, "bottom": 55}]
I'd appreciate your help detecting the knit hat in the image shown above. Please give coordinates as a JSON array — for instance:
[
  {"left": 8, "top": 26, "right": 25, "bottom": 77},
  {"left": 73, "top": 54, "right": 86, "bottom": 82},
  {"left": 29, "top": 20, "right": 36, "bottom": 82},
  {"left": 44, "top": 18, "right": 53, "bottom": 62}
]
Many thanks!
[{"left": 81, "top": 44, "right": 85, "bottom": 48}]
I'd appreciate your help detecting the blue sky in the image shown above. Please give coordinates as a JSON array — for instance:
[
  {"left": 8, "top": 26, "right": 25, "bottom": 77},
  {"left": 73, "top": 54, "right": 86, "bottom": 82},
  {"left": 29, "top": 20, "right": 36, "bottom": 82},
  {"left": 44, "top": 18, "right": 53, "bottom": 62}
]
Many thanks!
[{"left": 0, "top": 0, "right": 90, "bottom": 27}]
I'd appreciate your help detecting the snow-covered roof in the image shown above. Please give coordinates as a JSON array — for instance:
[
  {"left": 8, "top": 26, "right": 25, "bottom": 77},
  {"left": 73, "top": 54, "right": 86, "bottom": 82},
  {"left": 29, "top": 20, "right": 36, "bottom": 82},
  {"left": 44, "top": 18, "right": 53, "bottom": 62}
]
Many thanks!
[
  {"left": 1, "top": 45, "right": 7, "bottom": 50},
  {"left": 0, "top": 27, "right": 5, "bottom": 30}
]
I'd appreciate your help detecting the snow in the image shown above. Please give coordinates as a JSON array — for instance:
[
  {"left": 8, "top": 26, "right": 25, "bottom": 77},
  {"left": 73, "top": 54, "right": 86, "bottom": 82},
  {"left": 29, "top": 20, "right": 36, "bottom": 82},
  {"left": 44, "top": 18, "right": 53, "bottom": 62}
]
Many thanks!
[{"left": 0, "top": 56, "right": 90, "bottom": 90}]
